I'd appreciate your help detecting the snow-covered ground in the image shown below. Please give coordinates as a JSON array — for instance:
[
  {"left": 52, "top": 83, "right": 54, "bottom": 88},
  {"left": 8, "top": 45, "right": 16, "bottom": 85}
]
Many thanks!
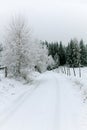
[{"left": 0, "top": 68, "right": 87, "bottom": 130}]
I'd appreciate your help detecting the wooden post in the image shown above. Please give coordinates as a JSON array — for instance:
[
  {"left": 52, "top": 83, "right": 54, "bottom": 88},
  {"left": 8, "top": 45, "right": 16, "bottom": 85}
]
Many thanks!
[
  {"left": 64, "top": 66, "right": 66, "bottom": 74},
  {"left": 5, "top": 67, "right": 7, "bottom": 77},
  {"left": 68, "top": 67, "right": 71, "bottom": 76},
  {"left": 67, "top": 65, "right": 70, "bottom": 76},
  {"left": 73, "top": 67, "right": 76, "bottom": 77},
  {"left": 67, "top": 67, "right": 69, "bottom": 76},
  {"left": 0, "top": 66, "right": 7, "bottom": 78},
  {"left": 79, "top": 64, "right": 81, "bottom": 78}
]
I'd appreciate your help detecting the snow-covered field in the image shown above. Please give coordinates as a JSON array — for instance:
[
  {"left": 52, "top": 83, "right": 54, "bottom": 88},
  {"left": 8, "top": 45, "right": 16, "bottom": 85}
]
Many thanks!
[{"left": 0, "top": 68, "right": 87, "bottom": 130}]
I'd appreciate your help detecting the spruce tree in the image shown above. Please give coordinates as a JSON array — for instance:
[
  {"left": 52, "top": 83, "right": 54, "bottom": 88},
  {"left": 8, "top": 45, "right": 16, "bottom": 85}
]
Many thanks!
[
  {"left": 66, "top": 39, "right": 80, "bottom": 67},
  {"left": 80, "top": 40, "right": 87, "bottom": 66},
  {"left": 59, "top": 41, "right": 66, "bottom": 65}
]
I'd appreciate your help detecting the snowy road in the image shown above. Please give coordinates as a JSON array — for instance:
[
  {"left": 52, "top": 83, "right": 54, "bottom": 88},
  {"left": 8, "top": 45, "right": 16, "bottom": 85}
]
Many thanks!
[{"left": 0, "top": 72, "right": 86, "bottom": 130}]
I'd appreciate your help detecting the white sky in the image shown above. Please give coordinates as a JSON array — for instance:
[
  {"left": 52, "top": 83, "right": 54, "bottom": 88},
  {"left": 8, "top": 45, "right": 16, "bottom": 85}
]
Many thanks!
[{"left": 0, "top": 0, "right": 87, "bottom": 44}]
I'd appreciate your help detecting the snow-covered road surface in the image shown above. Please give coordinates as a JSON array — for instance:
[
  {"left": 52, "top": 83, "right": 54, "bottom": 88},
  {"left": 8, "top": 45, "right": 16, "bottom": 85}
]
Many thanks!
[{"left": 0, "top": 71, "right": 87, "bottom": 130}]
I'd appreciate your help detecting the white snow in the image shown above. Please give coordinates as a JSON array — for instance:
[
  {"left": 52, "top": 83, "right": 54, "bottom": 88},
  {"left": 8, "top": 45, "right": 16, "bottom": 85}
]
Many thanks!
[{"left": 0, "top": 69, "right": 87, "bottom": 130}]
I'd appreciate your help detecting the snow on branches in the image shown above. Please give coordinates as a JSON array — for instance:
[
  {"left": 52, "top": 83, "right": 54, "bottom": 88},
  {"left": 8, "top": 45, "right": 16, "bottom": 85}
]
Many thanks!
[{"left": 2, "top": 16, "right": 53, "bottom": 77}]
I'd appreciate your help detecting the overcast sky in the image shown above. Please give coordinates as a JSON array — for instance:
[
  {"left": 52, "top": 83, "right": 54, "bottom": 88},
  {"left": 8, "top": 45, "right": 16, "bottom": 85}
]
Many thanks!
[{"left": 0, "top": 0, "right": 87, "bottom": 44}]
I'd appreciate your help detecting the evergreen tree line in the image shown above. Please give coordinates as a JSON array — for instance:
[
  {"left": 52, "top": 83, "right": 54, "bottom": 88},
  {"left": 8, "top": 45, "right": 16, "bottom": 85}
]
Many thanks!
[{"left": 42, "top": 39, "right": 87, "bottom": 68}]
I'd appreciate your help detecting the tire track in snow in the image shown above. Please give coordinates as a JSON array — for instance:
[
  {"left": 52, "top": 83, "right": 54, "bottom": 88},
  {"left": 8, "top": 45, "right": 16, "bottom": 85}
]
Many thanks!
[
  {"left": 0, "top": 72, "right": 59, "bottom": 130},
  {"left": 0, "top": 82, "right": 39, "bottom": 127},
  {"left": 54, "top": 73, "right": 83, "bottom": 130},
  {"left": 0, "top": 71, "right": 85, "bottom": 130}
]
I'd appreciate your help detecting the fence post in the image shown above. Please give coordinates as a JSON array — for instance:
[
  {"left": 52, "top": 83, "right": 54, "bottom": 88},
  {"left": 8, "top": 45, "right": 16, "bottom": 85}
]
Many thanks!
[
  {"left": 64, "top": 66, "right": 66, "bottom": 74},
  {"left": 79, "top": 64, "right": 81, "bottom": 78},
  {"left": 73, "top": 67, "right": 76, "bottom": 76},
  {"left": 5, "top": 67, "right": 7, "bottom": 77}
]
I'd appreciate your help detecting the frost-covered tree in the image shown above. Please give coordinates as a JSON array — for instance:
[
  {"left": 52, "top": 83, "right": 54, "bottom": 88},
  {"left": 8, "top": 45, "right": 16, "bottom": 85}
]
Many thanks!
[
  {"left": 2, "top": 16, "right": 52, "bottom": 77},
  {"left": 33, "top": 40, "right": 54, "bottom": 72},
  {"left": 2, "top": 17, "right": 32, "bottom": 76},
  {"left": 54, "top": 53, "right": 60, "bottom": 67}
]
